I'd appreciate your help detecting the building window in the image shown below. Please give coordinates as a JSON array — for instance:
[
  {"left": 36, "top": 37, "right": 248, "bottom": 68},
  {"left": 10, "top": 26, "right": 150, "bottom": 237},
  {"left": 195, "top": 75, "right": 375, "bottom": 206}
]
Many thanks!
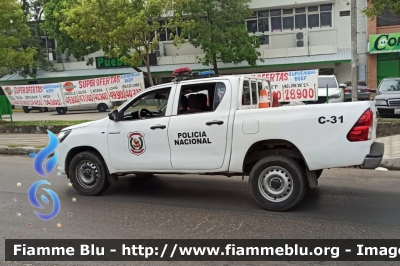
[
  {"left": 295, "top": 8, "right": 307, "bottom": 30},
  {"left": 320, "top": 4, "right": 332, "bottom": 27},
  {"left": 246, "top": 4, "right": 333, "bottom": 34},
  {"left": 259, "top": 35, "right": 269, "bottom": 45},
  {"left": 377, "top": 8, "right": 400, "bottom": 27},
  {"left": 258, "top": 10, "right": 269, "bottom": 32},
  {"left": 270, "top": 9, "right": 282, "bottom": 32}
]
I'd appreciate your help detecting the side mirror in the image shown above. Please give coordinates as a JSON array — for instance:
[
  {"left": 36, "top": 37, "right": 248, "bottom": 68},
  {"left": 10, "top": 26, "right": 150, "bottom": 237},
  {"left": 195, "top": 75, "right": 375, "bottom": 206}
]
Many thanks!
[
  {"left": 339, "top": 84, "right": 347, "bottom": 90},
  {"left": 108, "top": 110, "right": 119, "bottom": 122}
]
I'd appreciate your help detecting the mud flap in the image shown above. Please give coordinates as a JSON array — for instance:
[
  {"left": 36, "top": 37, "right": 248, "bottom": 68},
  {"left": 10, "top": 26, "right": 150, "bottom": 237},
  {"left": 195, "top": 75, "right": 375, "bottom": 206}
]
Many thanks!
[{"left": 306, "top": 170, "right": 318, "bottom": 189}]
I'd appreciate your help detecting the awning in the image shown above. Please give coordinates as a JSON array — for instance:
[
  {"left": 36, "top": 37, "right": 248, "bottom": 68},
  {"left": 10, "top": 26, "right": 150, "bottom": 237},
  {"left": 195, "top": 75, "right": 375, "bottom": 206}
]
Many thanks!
[{"left": 0, "top": 48, "right": 350, "bottom": 82}]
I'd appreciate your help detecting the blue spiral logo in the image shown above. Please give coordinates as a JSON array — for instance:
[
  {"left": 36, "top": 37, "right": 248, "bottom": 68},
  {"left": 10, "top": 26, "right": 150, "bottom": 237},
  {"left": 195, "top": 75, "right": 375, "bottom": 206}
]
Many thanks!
[
  {"left": 28, "top": 130, "right": 61, "bottom": 221},
  {"left": 28, "top": 180, "right": 60, "bottom": 221},
  {"left": 33, "top": 130, "right": 59, "bottom": 177}
]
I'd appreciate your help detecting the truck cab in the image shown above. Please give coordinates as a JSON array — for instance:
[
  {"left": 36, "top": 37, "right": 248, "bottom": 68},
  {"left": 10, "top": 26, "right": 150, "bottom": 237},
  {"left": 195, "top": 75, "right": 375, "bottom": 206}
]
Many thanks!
[{"left": 56, "top": 68, "right": 384, "bottom": 212}]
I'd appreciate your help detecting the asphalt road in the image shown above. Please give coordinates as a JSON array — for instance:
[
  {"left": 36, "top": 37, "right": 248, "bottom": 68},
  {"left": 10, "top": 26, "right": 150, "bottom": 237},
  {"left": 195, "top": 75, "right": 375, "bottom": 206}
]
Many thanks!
[{"left": 1, "top": 155, "right": 400, "bottom": 266}]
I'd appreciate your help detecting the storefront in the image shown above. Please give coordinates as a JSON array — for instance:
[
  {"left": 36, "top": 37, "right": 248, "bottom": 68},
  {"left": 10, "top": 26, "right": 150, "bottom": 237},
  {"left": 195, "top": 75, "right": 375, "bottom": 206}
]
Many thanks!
[{"left": 368, "top": 32, "right": 400, "bottom": 88}]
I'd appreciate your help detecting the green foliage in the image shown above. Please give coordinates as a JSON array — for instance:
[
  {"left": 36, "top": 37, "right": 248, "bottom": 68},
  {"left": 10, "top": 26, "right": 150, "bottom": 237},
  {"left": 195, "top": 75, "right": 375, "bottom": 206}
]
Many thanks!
[
  {"left": 60, "top": 0, "right": 189, "bottom": 86},
  {"left": 363, "top": 0, "right": 400, "bottom": 18},
  {"left": 0, "top": 0, "right": 37, "bottom": 73},
  {"left": 178, "top": 0, "right": 263, "bottom": 74},
  {"left": 5, "top": 0, "right": 58, "bottom": 78},
  {"left": 43, "top": 0, "right": 101, "bottom": 62}
]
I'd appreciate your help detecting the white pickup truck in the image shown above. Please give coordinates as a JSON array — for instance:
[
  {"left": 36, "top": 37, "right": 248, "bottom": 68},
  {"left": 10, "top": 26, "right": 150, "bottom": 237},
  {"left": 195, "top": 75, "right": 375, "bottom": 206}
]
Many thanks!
[{"left": 56, "top": 71, "right": 384, "bottom": 211}]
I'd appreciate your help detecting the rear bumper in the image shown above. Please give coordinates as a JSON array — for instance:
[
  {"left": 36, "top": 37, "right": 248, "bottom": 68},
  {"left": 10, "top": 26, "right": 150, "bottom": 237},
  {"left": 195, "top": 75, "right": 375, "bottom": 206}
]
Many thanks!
[{"left": 361, "top": 142, "right": 385, "bottom": 169}]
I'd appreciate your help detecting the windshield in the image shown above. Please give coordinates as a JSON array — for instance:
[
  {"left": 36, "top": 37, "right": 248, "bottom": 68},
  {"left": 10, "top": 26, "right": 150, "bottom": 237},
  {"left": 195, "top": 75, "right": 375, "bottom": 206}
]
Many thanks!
[
  {"left": 379, "top": 79, "right": 400, "bottom": 92},
  {"left": 318, "top": 77, "right": 337, "bottom": 89}
]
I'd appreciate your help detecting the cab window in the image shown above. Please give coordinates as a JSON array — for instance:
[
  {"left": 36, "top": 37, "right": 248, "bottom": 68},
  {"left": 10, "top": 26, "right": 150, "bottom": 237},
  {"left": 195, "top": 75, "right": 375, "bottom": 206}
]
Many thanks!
[
  {"left": 177, "top": 82, "right": 226, "bottom": 115},
  {"left": 120, "top": 87, "right": 171, "bottom": 121}
]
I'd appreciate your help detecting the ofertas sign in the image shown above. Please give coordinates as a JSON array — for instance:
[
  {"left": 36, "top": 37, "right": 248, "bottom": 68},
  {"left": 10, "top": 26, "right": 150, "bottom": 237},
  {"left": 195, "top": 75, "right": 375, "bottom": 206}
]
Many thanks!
[
  {"left": 246, "top": 69, "right": 318, "bottom": 102},
  {"left": 3, "top": 83, "right": 63, "bottom": 107},
  {"left": 61, "top": 73, "right": 145, "bottom": 107},
  {"left": 369, "top": 33, "right": 400, "bottom": 54}
]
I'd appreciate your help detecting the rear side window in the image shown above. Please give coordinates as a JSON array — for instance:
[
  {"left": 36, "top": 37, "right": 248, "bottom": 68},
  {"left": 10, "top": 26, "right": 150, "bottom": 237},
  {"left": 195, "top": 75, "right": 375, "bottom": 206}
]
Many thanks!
[
  {"left": 251, "top": 81, "right": 257, "bottom": 105},
  {"left": 213, "top": 82, "right": 226, "bottom": 110},
  {"left": 242, "top": 81, "right": 251, "bottom": 105},
  {"left": 318, "top": 77, "right": 337, "bottom": 88}
]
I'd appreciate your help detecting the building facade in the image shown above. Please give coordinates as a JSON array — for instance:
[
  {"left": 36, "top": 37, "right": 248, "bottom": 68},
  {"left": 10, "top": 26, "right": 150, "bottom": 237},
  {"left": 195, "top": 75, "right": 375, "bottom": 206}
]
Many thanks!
[
  {"left": 367, "top": 4, "right": 400, "bottom": 90},
  {"left": 1, "top": 0, "right": 368, "bottom": 87}
]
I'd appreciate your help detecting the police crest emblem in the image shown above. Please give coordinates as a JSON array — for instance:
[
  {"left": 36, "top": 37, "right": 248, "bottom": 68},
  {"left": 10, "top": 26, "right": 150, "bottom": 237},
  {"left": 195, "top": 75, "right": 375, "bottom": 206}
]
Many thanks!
[{"left": 128, "top": 132, "right": 146, "bottom": 156}]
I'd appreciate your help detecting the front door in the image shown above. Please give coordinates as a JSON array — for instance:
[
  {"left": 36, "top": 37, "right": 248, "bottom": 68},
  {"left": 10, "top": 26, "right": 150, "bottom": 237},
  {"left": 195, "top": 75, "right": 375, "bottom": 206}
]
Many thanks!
[
  {"left": 107, "top": 86, "right": 174, "bottom": 171},
  {"left": 168, "top": 81, "right": 231, "bottom": 170}
]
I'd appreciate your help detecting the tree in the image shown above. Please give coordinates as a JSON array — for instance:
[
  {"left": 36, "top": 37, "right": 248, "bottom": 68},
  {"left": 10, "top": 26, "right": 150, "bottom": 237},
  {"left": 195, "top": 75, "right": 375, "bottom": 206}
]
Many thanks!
[
  {"left": 43, "top": 0, "right": 101, "bottom": 63},
  {"left": 363, "top": 0, "right": 400, "bottom": 18},
  {"left": 59, "top": 0, "right": 189, "bottom": 86},
  {"left": 179, "top": 0, "right": 263, "bottom": 74},
  {"left": 0, "top": 0, "right": 36, "bottom": 73},
  {"left": 9, "top": 0, "right": 58, "bottom": 78}
]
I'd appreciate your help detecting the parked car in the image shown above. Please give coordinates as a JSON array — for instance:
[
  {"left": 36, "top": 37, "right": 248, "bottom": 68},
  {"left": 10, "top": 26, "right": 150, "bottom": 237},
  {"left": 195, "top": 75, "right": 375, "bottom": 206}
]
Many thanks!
[
  {"left": 374, "top": 77, "right": 400, "bottom": 117},
  {"left": 305, "top": 75, "right": 343, "bottom": 104},
  {"left": 343, "top": 81, "right": 370, "bottom": 101}
]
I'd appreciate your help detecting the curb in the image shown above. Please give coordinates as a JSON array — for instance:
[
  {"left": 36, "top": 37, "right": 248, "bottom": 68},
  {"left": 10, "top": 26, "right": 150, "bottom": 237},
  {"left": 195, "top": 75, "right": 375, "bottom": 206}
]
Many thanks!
[
  {"left": 0, "top": 146, "right": 399, "bottom": 171},
  {"left": 0, "top": 146, "right": 41, "bottom": 155},
  {"left": 380, "top": 158, "right": 400, "bottom": 170}
]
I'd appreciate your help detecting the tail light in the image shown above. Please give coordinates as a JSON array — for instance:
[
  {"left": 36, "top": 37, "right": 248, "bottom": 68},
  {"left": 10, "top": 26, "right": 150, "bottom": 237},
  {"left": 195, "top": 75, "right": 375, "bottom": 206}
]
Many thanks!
[
  {"left": 347, "top": 108, "right": 373, "bottom": 142},
  {"left": 366, "top": 88, "right": 370, "bottom": 92},
  {"left": 345, "top": 89, "right": 350, "bottom": 93}
]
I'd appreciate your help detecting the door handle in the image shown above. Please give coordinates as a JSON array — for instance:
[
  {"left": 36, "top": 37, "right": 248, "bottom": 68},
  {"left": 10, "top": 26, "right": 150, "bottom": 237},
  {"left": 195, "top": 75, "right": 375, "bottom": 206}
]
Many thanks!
[
  {"left": 150, "top": 124, "right": 166, "bottom": 130},
  {"left": 206, "top": 120, "right": 224, "bottom": 126}
]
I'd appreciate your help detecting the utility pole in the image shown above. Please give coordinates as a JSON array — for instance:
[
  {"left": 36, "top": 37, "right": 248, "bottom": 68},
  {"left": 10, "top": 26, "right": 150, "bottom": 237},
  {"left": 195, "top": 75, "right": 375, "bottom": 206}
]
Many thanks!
[{"left": 351, "top": 0, "right": 358, "bottom": 101}]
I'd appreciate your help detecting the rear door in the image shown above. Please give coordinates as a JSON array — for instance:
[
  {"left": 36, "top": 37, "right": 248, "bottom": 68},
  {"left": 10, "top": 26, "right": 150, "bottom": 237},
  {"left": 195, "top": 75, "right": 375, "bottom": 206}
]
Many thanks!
[{"left": 167, "top": 80, "right": 231, "bottom": 170}]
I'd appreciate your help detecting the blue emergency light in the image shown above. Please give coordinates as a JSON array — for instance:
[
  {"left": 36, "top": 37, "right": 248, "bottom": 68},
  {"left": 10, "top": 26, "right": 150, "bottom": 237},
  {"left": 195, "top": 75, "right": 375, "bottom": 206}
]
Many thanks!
[{"left": 199, "top": 70, "right": 215, "bottom": 77}]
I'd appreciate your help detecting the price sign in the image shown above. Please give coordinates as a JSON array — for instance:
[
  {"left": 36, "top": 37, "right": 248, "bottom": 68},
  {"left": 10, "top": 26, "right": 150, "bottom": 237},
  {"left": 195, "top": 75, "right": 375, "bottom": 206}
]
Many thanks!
[{"left": 247, "top": 70, "right": 319, "bottom": 102}]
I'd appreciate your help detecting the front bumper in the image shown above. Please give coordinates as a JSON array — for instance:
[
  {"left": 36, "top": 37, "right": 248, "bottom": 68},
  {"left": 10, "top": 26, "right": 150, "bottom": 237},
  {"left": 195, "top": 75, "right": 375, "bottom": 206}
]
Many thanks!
[
  {"left": 361, "top": 142, "right": 385, "bottom": 169},
  {"left": 344, "top": 92, "right": 370, "bottom": 101},
  {"left": 377, "top": 106, "right": 400, "bottom": 116}
]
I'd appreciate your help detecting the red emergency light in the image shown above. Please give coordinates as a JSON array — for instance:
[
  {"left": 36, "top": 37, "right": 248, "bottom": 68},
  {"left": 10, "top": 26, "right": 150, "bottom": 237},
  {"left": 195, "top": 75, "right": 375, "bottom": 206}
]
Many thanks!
[{"left": 172, "top": 67, "right": 192, "bottom": 77}]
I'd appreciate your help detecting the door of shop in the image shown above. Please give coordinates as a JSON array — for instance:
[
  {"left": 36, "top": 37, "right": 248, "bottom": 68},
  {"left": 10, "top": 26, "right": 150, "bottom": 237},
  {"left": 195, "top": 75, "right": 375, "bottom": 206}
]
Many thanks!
[{"left": 377, "top": 53, "right": 400, "bottom": 86}]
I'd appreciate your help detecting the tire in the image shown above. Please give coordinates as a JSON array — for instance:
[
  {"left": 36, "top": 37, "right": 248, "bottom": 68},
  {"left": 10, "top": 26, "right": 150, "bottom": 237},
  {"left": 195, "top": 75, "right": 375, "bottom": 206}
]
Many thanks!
[
  {"left": 316, "top": 169, "right": 323, "bottom": 179},
  {"left": 68, "top": 151, "right": 110, "bottom": 196},
  {"left": 249, "top": 155, "right": 307, "bottom": 212},
  {"left": 23, "top": 109, "right": 30, "bottom": 113},
  {"left": 97, "top": 103, "right": 108, "bottom": 112},
  {"left": 56, "top": 107, "right": 67, "bottom": 115},
  {"left": 45, "top": 108, "right": 49, "bottom": 112}
]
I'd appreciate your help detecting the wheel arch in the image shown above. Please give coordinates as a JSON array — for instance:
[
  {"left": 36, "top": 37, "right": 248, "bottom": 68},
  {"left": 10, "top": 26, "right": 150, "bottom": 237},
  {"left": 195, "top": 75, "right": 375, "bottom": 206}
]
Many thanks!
[
  {"left": 65, "top": 146, "right": 112, "bottom": 182},
  {"left": 242, "top": 139, "right": 310, "bottom": 175}
]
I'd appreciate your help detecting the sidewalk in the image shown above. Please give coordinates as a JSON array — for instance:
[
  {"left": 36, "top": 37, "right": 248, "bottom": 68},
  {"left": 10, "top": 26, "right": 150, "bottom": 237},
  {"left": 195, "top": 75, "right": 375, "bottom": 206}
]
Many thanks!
[{"left": 0, "top": 133, "right": 399, "bottom": 169}]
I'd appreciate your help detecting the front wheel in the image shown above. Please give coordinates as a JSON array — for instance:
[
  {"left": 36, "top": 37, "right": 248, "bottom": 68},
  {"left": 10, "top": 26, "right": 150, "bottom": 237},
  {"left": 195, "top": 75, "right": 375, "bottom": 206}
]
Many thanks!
[
  {"left": 68, "top": 151, "right": 110, "bottom": 196},
  {"left": 97, "top": 103, "right": 108, "bottom": 112},
  {"left": 249, "top": 155, "right": 307, "bottom": 212},
  {"left": 56, "top": 107, "right": 67, "bottom": 115}
]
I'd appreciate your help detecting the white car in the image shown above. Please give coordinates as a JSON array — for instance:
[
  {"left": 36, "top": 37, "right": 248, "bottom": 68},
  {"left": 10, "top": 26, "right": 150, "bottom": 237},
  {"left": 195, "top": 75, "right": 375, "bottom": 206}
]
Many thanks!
[
  {"left": 306, "top": 75, "right": 344, "bottom": 104},
  {"left": 56, "top": 70, "right": 384, "bottom": 211}
]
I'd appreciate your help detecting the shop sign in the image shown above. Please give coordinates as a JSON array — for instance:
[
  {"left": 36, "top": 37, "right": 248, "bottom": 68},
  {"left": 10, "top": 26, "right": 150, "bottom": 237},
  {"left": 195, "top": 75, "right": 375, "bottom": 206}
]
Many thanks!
[{"left": 369, "top": 33, "right": 400, "bottom": 54}]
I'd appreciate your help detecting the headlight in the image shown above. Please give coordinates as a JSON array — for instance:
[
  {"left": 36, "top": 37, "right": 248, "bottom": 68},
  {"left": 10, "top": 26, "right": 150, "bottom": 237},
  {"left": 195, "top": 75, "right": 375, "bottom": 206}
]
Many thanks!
[
  {"left": 329, "top": 92, "right": 341, "bottom": 99},
  {"left": 58, "top": 130, "right": 72, "bottom": 143},
  {"left": 375, "top": 100, "right": 387, "bottom": 106}
]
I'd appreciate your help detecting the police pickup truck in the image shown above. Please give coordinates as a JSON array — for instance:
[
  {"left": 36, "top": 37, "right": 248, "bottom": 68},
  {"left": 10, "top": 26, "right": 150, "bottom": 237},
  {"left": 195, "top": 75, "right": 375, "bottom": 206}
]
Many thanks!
[{"left": 56, "top": 68, "right": 384, "bottom": 211}]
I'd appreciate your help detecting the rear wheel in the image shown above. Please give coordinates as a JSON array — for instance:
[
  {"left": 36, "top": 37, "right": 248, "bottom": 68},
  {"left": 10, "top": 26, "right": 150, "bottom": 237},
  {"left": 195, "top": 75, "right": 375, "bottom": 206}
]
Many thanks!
[
  {"left": 97, "top": 103, "right": 108, "bottom": 112},
  {"left": 56, "top": 107, "right": 67, "bottom": 115},
  {"left": 69, "top": 151, "right": 110, "bottom": 196},
  {"left": 23, "top": 109, "right": 30, "bottom": 113},
  {"left": 249, "top": 155, "right": 307, "bottom": 211}
]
